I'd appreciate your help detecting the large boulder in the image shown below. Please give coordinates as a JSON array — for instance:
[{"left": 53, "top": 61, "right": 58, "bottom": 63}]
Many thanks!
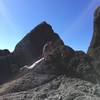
[
  {"left": 0, "top": 41, "right": 99, "bottom": 95},
  {"left": 0, "top": 54, "right": 19, "bottom": 84}
]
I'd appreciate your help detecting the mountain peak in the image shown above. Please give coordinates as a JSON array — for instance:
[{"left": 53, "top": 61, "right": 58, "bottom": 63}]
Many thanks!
[
  {"left": 31, "top": 21, "right": 53, "bottom": 33},
  {"left": 1, "top": 7, "right": 100, "bottom": 99}
]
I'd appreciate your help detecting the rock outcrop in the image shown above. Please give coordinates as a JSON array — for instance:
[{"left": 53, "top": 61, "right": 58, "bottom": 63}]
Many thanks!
[
  {"left": 0, "top": 7, "right": 100, "bottom": 100},
  {"left": 1, "top": 75, "right": 100, "bottom": 100},
  {"left": 88, "top": 7, "right": 100, "bottom": 79},
  {"left": 0, "top": 22, "right": 63, "bottom": 84},
  {"left": 13, "top": 22, "right": 63, "bottom": 66},
  {"left": 0, "top": 49, "right": 10, "bottom": 57},
  {"left": 88, "top": 7, "right": 100, "bottom": 60}
]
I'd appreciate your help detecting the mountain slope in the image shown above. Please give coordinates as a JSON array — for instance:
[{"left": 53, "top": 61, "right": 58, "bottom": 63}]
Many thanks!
[
  {"left": 0, "top": 21, "right": 62, "bottom": 84},
  {"left": 1, "top": 75, "right": 100, "bottom": 100},
  {"left": 0, "top": 7, "right": 100, "bottom": 100}
]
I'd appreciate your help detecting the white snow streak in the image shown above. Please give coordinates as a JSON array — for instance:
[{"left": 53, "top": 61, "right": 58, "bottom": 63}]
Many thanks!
[{"left": 24, "top": 57, "right": 44, "bottom": 69}]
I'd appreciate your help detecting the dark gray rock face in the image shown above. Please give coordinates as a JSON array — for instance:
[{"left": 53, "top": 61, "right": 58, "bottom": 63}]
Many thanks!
[
  {"left": 88, "top": 7, "right": 100, "bottom": 80},
  {"left": 0, "top": 7, "right": 100, "bottom": 100},
  {"left": 88, "top": 7, "right": 100, "bottom": 60},
  {"left": 0, "top": 49, "right": 10, "bottom": 57},
  {"left": 0, "top": 22, "right": 63, "bottom": 84},
  {"left": 0, "top": 41, "right": 99, "bottom": 96},
  {"left": 13, "top": 21, "right": 63, "bottom": 66}
]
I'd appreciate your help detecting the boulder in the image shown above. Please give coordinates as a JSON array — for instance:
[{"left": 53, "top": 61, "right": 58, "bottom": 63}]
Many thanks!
[{"left": 1, "top": 75, "right": 100, "bottom": 100}]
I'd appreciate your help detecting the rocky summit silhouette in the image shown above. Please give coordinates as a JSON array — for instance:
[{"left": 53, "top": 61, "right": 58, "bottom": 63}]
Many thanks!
[
  {"left": 88, "top": 7, "right": 100, "bottom": 59},
  {"left": 0, "top": 7, "right": 100, "bottom": 100},
  {"left": 0, "top": 21, "right": 62, "bottom": 84}
]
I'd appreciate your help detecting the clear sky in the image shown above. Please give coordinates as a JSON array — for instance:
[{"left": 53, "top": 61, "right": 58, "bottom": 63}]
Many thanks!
[{"left": 0, "top": 0, "right": 100, "bottom": 52}]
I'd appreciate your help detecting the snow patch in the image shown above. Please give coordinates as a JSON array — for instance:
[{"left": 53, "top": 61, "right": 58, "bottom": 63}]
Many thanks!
[{"left": 24, "top": 57, "right": 44, "bottom": 69}]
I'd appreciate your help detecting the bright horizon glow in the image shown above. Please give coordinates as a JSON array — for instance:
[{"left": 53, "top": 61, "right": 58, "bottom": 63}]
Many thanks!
[{"left": 0, "top": 0, "right": 100, "bottom": 52}]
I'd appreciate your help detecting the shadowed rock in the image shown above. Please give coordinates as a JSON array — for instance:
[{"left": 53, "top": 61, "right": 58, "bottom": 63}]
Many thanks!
[
  {"left": 13, "top": 21, "right": 63, "bottom": 67},
  {"left": 87, "top": 6, "right": 100, "bottom": 79},
  {"left": 0, "top": 21, "right": 63, "bottom": 84},
  {"left": 88, "top": 6, "right": 100, "bottom": 59},
  {"left": 0, "top": 49, "right": 10, "bottom": 57},
  {"left": 0, "top": 7, "right": 100, "bottom": 99},
  {"left": 0, "top": 36, "right": 99, "bottom": 95}
]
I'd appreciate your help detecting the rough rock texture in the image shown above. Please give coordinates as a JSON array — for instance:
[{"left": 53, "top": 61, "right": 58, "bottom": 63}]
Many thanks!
[
  {"left": 13, "top": 21, "right": 63, "bottom": 66},
  {"left": 0, "top": 7, "right": 100, "bottom": 100},
  {"left": 0, "top": 22, "right": 63, "bottom": 84},
  {"left": 88, "top": 7, "right": 100, "bottom": 60},
  {"left": 88, "top": 7, "right": 100, "bottom": 81},
  {"left": 0, "top": 47, "right": 99, "bottom": 95},
  {"left": 1, "top": 76, "right": 100, "bottom": 100}
]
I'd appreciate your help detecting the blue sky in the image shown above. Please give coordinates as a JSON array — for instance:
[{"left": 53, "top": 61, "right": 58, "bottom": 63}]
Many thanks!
[{"left": 0, "top": 0, "right": 100, "bottom": 52}]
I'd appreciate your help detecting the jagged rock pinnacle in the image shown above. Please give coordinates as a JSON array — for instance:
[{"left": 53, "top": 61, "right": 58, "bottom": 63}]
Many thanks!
[{"left": 88, "top": 6, "right": 100, "bottom": 59}]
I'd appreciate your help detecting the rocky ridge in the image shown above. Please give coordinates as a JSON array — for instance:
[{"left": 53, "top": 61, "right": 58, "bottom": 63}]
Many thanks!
[
  {"left": 0, "top": 21, "right": 61, "bottom": 84},
  {"left": 0, "top": 7, "right": 100, "bottom": 100}
]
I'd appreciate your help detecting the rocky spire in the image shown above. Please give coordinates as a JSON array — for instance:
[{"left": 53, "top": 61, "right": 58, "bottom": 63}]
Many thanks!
[{"left": 88, "top": 6, "right": 100, "bottom": 59}]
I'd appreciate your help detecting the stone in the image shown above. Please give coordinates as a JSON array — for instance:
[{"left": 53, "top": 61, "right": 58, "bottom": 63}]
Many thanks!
[
  {"left": 0, "top": 49, "right": 10, "bottom": 57},
  {"left": 0, "top": 75, "right": 100, "bottom": 100},
  {"left": 0, "top": 6, "right": 100, "bottom": 100},
  {"left": 88, "top": 6, "right": 100, "bottom": 59},
  {"left": 0, "top": 21, "right": 63, "bottom": 84},
  {"left": 13, "top": 21, "right": 63, "bottom": 66}
]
